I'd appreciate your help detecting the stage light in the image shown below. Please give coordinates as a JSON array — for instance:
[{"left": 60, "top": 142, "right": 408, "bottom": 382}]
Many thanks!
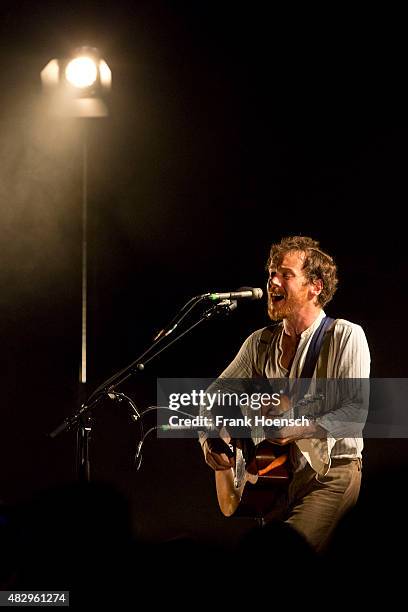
[
  {"left": 65, "top": 56, "right": 98, "bottom": 89},
  {"left": 41, "top": 47, "right": 111, "bottom": 117},
  {"left": 40, "top": 46, "right": 112, "bottom": 386}
]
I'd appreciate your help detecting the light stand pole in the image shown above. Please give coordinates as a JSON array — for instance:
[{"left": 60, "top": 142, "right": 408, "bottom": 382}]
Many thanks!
[
  {"left": 77, "top": 122, "right": 91, "bottom": 481},
  {"left": 80, "top": 124, "right": 88, "bottom": 387}
]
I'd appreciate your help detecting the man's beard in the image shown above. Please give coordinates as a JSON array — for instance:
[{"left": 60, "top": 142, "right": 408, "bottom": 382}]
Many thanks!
[{"left": 267, "top": 291, "right": 308, "bottom": 321}]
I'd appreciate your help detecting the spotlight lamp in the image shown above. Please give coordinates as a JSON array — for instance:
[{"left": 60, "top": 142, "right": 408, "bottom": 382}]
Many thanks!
[
  {"left": 65, "top": 56, "right": 98, "bottom": 89},
  {"left": 41, "top": 47, "right": 112, "bottom": 117}
]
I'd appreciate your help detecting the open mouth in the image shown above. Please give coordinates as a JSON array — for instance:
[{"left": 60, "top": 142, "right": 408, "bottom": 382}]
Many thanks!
[{"left": 271, "top": 294, "right": 285, "bottom": 303}]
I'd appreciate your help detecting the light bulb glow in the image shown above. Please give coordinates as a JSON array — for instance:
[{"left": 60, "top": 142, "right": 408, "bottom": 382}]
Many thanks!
[{"left": 65, "top": 56, "right": 98, "bottom": 88}]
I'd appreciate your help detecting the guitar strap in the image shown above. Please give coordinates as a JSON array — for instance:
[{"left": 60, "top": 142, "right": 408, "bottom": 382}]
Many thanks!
[
  {"left": 256, "top": 323, "right": 279, "bottom": 376},
  {"left": 315, "top": 318, "right": 337, "bottom": 378},
  {"left": 300, "top": 315, "right": 336, "bottom": 378}
]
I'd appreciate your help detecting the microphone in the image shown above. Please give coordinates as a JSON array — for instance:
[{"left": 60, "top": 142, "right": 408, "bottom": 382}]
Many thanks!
[{"left": 206, "top": 287, "right": 263, "bottom": 301}]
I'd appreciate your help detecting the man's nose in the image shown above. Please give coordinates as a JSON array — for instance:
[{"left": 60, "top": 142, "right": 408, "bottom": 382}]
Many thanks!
[{"left": 268, "top": 274, "right": 281, "bottom": 288}]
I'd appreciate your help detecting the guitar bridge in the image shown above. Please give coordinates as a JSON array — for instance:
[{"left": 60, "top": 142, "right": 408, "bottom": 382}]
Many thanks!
[{"left": 233, "top": 446, "right": 246, "bottom": 488}]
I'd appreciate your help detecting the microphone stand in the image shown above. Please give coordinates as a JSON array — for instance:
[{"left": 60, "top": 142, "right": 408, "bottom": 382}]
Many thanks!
[{"left": 49, "top": 298, "right": 237, "bottom": 481}]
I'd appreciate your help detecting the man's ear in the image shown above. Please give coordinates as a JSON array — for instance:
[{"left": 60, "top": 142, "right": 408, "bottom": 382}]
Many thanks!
[{"left": 311, "top": 278, "right": 323, "bottom": 296}]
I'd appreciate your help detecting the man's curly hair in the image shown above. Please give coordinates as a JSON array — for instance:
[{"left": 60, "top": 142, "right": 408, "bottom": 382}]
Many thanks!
[{"left": 266, "top": 236, "right": 338, "bottom": 308}]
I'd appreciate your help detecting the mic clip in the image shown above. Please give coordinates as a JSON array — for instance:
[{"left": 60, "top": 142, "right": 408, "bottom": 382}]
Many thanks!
[
  {"left": 107, "top": 391, "right": 141, "bottom": 422},
  {"left": 203, "top": 298, "right": 237, "bottom": 318}
]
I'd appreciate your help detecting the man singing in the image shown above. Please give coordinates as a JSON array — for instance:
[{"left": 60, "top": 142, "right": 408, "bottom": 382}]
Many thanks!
[{"left": 200, "top": 236, "right": 370, "bottom": 552}]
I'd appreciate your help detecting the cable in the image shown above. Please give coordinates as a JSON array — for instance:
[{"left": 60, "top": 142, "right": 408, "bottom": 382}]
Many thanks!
[
  {"left": 133, "top": 406, "right": 205, "bottom": 471},
  {"left": 153, "top": 294, "right": 206, "bottom": 340}
]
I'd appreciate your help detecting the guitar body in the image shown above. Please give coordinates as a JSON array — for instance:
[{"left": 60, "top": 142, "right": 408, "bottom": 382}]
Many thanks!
[
  {"left": 216, "top": 440, "right": 292, "bottom": 518},
  {"left": 213, "top": 393, "right": 325, "bottom": 517}
]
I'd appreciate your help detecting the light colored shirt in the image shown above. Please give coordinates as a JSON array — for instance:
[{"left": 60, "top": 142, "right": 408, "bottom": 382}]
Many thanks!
[{"left": 200, "top": 310, "right": 371, "bottom": 476}]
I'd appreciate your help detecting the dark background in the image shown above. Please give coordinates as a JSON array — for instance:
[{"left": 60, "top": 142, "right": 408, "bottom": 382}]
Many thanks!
[{"left": 1, "top": 1, "right": 407, "bottom": 546}]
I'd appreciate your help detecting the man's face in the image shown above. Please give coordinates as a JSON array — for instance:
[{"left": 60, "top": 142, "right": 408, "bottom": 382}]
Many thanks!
[{"left": 267, "top": 250, "right": 315, "bottom": 321}]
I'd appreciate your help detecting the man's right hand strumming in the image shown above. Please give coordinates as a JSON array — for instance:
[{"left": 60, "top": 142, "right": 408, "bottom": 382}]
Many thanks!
[{"left": 202, "top": 438, "right": 235, "bottom": 471}]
